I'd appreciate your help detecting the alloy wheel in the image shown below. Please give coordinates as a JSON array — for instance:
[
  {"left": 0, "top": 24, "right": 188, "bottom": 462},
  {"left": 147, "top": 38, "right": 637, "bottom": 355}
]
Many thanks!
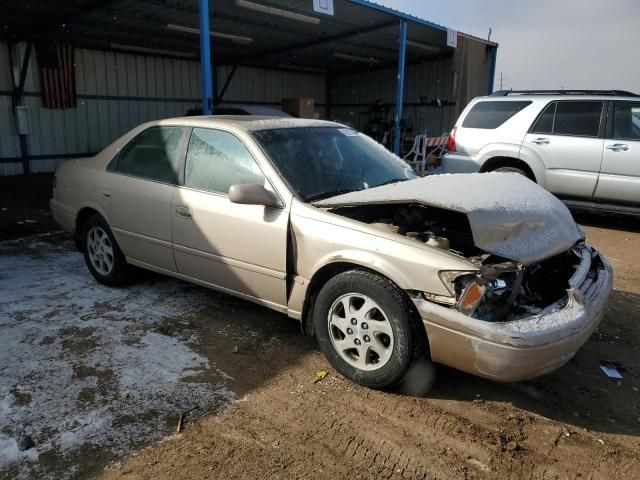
[
  {"left": 327, "top": 293, "right": 394, "bottom": 371},
  {"left": 87, "top": 226, "right": 114, "bottom": 275}
]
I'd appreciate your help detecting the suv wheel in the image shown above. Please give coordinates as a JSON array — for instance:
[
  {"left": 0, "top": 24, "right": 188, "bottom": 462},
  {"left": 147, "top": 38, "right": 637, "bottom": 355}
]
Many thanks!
[
  {"left": 81, "top": 214, "right": 131, "bottom": 286},
  {"left": 493, "top": 166, "right": 531, "bottom": 179},
  {"left": 313, "top": 269, "right": 429, "bottom": 389}
]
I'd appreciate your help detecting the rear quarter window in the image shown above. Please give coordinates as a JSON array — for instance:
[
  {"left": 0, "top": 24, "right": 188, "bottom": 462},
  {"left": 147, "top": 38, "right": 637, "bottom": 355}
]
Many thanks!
[{"left": 462, "top": 101, "right": 532, "bottom": 129}]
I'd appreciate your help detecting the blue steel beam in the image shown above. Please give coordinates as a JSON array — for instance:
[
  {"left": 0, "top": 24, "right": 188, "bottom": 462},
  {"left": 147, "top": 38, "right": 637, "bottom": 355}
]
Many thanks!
[
  {"left": 199, "top": 0, "right": 213, "bottom": 115},
  {"left": 393, "top": 19, "right": 407, "bottom": 156}
]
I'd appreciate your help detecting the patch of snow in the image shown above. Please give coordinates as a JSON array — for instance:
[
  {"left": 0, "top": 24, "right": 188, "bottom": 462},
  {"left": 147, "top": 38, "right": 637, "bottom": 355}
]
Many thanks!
[
  {"left": 316, "top": 172, "right": 581, "bottom": 265},
  {"left": 0, "top": 238, "right": 236, "bottom": 479},
  {"left": 240, "top": 117, "right": 339, "bottom": 131},
  {"left": 0, "top": 436, "right": 39, "bottom": 465}
]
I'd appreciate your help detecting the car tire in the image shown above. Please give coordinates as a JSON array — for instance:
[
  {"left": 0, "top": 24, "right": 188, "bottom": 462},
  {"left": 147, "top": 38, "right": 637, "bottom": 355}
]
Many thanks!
[
  {"left": 493, "top": 166, "right": 531, "bottom": 179},
  {"left": 81, "top": 213, "right": 131, "bottom": 286},
  {"left": 313, "top": 269, "right": 429, "bottom": 389}
]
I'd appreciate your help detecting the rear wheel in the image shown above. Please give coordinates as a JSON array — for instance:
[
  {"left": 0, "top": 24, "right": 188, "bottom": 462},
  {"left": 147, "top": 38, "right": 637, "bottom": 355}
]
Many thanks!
[
  {"left": 492, "top": 165, "right": 531, "bottom": 178},
  {"left": 313, "top": 269, "right": 430, "bottom": 389},
  {"left": 81, "top": 214, "right": 131, "bottom": 286}
]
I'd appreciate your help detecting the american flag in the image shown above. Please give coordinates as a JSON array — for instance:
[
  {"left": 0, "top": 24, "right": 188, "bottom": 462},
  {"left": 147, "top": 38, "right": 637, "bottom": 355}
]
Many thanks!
[{"left": 35, "top": 43, "right": 77, "bottom": 109}]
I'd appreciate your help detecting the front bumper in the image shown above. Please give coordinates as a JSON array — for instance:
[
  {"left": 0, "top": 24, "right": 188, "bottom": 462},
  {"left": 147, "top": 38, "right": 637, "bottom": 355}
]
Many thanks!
[{"left": 413, "top": 244, "right": 613, "bottom": 382}]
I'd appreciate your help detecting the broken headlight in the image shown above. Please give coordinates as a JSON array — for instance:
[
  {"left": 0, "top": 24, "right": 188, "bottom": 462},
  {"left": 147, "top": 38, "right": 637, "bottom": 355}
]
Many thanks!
[{"left": 437, "top": 270, "right": 486, "bottom": 315}]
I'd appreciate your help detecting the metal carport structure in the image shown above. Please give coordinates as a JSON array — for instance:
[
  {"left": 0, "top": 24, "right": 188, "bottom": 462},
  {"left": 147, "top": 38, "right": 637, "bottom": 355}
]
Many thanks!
[{"left": 0, "top": 0, "right": 497, "bottom": 174}]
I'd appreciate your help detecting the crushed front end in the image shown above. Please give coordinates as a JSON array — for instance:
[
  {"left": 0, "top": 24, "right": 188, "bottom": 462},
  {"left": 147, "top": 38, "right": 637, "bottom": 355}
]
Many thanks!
[
  {"left": 326, "top": 200, "right": 612, "bottom": 382},
  {"left": 414, "top": 243, "right": 612, "bottom": 381}
]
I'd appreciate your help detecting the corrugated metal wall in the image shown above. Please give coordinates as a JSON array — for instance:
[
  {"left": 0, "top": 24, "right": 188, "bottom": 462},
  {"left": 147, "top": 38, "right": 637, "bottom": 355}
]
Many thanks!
[
  {"left": 330, "top": 57, "right": 458, "bottom": 137},
  {"left": 218, "top": 65, "right": 326, "bottom": 109},
  {"left": 0, "top": 42, "right": 327, "bottom": 176}
]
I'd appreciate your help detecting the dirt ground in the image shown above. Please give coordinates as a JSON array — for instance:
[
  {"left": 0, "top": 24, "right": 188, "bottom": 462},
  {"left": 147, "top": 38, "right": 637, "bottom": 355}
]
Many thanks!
[
  {"left": 1, "top": 178, "right": 639, "bottom": 479},
  {"left": 97, "top": 213, "right": 640, "bottom": 480}
]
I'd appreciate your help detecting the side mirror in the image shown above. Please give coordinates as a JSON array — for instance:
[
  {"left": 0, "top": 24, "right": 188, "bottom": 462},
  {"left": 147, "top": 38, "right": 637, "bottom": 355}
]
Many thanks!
[{"left": 228, "top": 183, "right": 281, "bottom": 208}]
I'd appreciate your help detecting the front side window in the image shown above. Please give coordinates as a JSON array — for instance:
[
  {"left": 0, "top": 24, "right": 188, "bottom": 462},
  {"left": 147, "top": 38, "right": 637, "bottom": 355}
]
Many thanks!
[
  {"left": 184, "top": 128, "right": 265, "bottom": 194},
  {"left": 613, "top": 101, "right": 640, "bottom": 140},
  {"left": 115, "top": 126, "right": 185, "bottom": 183},
  {"left": 252, "top": 127, "right": 417, "bottom": 202},
  {"left": 553, "top": 101, "right": 603, "bottom": 137},
  {"left": 461, "top": 101, "right": 532, "bottom": 129}
]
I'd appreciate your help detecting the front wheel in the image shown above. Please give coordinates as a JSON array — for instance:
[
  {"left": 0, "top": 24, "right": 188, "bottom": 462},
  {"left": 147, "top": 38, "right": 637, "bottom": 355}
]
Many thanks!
[
  {"left": 313, "top": 270, "right": 429, "bottom": 389},
  {"left": 81, "top": 214, "right": 132, "bottom": 286}
]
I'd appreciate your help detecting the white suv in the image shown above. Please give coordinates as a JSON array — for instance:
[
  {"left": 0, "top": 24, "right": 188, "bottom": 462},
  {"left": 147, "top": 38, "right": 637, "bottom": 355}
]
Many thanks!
[{"left": 442, "top": 90, "right": 640, "bottom": 212}]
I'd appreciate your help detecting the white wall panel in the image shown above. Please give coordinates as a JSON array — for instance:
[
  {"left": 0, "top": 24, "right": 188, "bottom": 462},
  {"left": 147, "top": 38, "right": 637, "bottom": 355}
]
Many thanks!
[{"left": 218, "top": 65, "right": 326, "bottom": 104}]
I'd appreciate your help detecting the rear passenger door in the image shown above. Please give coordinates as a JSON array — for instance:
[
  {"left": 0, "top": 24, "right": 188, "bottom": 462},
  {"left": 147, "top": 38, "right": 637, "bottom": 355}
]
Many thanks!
[
  {"left": 522, "top": 101, "right": 605, "bottom": 199},
  {"left": 98, "top": 126, "right": 188, "bottom": 272},
  {"left": 594, "top": 100, "right": 640, "bottom": 205}
]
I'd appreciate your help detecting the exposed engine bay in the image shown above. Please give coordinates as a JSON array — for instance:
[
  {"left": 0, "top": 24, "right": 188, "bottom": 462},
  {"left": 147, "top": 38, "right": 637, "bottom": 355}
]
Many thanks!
[{"left": 330, "top": 203, "right": 585, "bottom": 323}]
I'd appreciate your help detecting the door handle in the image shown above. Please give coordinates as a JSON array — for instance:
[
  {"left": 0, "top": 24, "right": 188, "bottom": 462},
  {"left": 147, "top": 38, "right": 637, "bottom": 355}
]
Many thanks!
[
  {"left": 530, "top": 137, "right": 550, "bottom": 145},
  {"left": 175, "top": 207, "right": 192, "bottom": 219},
  {"left": 101, "top": 191, "right": 111, "bottom": 198},
  {"left": 606, "top": 143, "right": 629, "bottom": 152}
]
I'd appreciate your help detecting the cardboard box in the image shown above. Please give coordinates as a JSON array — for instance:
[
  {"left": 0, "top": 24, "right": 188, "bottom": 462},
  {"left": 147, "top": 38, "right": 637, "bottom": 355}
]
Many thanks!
[{"left": 282, "top": 97, "right": 315, "bottom": 119}]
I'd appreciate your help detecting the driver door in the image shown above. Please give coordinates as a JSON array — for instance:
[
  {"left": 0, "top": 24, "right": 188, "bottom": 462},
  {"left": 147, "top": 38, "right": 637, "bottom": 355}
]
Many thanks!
[{"left": 171, "top": 127, "right": 290, "bottom": 310}]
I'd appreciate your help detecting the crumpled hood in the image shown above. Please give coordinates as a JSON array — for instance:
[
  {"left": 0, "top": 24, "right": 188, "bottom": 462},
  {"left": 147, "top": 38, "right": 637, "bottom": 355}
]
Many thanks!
[{"left": 315, "top": 173, "right": 582, "bottom": 265}]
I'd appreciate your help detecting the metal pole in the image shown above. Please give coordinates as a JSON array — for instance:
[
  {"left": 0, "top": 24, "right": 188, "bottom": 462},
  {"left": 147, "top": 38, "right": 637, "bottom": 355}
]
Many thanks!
[
  {"left": 393, "top": 19, "right": 407, "bottom": 156},
  {"left": 198, "top": 0, "right": 213, "bottom": 115}
]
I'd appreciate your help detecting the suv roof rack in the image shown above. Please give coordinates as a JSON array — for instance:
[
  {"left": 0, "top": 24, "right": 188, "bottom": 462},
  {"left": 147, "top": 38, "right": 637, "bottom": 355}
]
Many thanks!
[{"left": 490, "top": 89, "right": 639, "bottom": 97}]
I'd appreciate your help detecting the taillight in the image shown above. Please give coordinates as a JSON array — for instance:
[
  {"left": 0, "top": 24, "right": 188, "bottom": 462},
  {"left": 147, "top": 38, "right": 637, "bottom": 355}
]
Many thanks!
[{"left": 447, "top": 127, "right": 457, "bottom": 152}]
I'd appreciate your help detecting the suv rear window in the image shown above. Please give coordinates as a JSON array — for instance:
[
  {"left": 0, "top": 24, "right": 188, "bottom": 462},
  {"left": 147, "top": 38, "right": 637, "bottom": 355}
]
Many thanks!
[{"left": 461, "top": 101, "right": 531, "bottom": 129}]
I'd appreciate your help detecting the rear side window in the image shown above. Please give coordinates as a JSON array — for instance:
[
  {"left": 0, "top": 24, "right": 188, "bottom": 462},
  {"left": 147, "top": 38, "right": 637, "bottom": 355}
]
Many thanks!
[
  {"left": 461, "top": 101, "right": 532, "bottom": 129},
  {"left": 613, "top": 101, "right": 640, "bottom": 140},
  {"left": 553, "top": 101, "right": 603, "bottom": 137},
  {"left": 184, "top": 128, "right": 265, "bottom": 195},
  {"left": 530, "top": 102, "right": 556, "bottom": 134},
  {"left": 115, "top": 126, "right": 185, "bottom": 183}
]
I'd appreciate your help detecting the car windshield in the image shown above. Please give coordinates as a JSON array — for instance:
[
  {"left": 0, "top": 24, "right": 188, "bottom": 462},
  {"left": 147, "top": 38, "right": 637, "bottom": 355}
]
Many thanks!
[{"left": 252, "top": 127, "right": 417, "bottom": 202}]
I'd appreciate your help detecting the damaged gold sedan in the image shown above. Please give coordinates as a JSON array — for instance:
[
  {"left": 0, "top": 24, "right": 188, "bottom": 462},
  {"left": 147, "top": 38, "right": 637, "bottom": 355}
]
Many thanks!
[{"left": 50, "top": 117, "right": 612, "bottom": 389}]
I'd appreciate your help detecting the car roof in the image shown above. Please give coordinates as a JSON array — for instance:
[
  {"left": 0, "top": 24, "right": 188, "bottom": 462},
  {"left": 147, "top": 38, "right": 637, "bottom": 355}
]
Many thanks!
[
  {"left": 216, "top": 103, "right": 292, "bottom": 117},
  {"left": 151, "top": 116, "right": 343, "bottom": 132}
]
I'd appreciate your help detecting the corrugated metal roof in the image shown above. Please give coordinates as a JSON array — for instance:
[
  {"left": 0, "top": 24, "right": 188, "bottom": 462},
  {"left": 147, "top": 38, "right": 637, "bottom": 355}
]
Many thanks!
[
  {"left": 347, "top": 0, "right": 448, "bottom": 32},
  {"left": 0, "top": 0, "right": 496, "bottom": 74},
  {"left": 347, "top": 0, "right": 497, "bottom": 46}
]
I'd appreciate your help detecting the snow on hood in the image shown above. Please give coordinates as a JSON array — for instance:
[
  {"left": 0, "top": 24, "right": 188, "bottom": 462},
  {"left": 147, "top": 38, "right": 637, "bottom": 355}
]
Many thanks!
[{"left": 315, "top": 173, "right": 582, "bottom": 265}]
